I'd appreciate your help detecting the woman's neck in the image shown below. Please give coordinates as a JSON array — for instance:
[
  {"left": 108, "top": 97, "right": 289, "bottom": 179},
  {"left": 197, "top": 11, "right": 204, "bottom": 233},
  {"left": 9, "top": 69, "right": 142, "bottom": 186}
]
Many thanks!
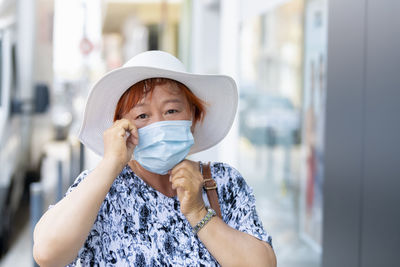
[{"left": 128, "top": 160, "right": 177, "bottom": 197}]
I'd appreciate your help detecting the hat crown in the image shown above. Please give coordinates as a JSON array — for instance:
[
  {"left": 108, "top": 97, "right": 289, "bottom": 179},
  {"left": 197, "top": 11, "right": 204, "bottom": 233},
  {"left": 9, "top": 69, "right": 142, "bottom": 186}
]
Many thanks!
[{"left": 123, "top": 50, "right": 187, "bottom": 73}]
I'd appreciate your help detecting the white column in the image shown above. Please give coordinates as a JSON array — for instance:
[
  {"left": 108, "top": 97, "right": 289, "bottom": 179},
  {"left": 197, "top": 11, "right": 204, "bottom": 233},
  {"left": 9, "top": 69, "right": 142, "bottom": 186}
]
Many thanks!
[
  {"left": 17, "top": 0, "right": 36, "bottom": 100},
  {"left": 188, "top": 0, "right": 222, "bottom": 163},
  {"left": 17, "top": 0, "right": 37, "bottom": 167},
  {"left": 217, "top": 0, "right": 241, "bottom": 167},
  {"left": 189, "top": 0, "right": 204, "bottom": 73}
]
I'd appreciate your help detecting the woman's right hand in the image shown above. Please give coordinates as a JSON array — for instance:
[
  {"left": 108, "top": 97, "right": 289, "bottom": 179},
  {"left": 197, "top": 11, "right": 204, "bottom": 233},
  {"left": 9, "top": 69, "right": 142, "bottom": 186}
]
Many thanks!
[{"left": 103, "top": 118, "right": 138, "bottom": 169}]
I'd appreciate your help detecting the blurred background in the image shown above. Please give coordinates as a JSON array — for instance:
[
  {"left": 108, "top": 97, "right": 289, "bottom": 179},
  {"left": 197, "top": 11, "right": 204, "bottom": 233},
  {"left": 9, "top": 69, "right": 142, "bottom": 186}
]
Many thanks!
[{"left": 0, "top": 0, "right": 399, "bottom": 266}]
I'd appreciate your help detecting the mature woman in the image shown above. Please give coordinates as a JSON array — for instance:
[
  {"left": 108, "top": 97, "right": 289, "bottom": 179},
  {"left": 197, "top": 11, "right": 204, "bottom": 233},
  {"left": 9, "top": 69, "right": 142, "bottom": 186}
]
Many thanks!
[{"left": 33, "top": 51, "right": 276, "bottom": 266}]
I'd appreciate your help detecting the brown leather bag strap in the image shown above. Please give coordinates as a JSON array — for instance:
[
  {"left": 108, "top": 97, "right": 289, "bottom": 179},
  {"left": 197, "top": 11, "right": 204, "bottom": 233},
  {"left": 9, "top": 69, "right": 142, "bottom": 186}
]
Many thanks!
[{"left": 200, "top": 162, "right": 222, "bottom": 218}]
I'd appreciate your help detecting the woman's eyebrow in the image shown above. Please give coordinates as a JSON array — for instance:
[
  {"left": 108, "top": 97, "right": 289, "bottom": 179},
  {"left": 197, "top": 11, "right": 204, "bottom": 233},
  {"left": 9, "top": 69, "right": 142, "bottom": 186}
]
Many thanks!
[
  {"left": 162, "top": 99, "right": 183, "bottom": 105},
  {"left": 133, "top": 102, "right": 148, "bottom": 108}
]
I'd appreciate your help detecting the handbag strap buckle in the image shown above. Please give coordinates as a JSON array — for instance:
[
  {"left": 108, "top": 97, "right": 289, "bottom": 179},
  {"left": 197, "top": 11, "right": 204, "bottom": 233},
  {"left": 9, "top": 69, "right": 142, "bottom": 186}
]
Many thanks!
[{"left": 203, "top": 178, "right": 217, "bottom": 190}]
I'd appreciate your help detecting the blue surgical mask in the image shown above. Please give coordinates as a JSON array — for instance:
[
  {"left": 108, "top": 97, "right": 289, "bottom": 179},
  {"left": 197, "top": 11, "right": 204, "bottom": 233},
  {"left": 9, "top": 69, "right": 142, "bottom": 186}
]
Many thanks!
[{"left": 133, "top": 120, "right": 194, "bottom": 175}]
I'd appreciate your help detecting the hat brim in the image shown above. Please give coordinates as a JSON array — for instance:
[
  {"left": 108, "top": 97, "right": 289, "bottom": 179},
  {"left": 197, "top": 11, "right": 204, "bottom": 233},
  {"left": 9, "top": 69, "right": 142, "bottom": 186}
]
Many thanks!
[{"left": 78, "top": 66, "right": 238, "bottom": 157}]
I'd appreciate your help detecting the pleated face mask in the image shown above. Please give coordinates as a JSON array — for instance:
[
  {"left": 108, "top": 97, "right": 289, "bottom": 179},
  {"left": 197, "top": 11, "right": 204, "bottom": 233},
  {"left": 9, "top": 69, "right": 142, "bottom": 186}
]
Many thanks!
[{"left": 133, "top": 120, "right": 194, "bottom": 175}]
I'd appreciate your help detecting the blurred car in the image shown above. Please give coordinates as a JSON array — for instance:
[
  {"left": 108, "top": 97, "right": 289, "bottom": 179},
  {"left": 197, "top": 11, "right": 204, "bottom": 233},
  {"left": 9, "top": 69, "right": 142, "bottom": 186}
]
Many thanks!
[{"left": 239, "top": 92, "right": 301, "bottom": 147}]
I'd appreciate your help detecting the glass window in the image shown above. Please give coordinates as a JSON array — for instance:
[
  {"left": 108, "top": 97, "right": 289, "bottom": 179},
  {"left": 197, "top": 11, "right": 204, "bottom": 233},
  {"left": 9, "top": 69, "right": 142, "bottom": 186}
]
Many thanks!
[
  {"left": 237, "top": 1, "right": 325, "bottom": 266},
  {"left": 0, "top": 39, "right": 2, "bottom": 107}
]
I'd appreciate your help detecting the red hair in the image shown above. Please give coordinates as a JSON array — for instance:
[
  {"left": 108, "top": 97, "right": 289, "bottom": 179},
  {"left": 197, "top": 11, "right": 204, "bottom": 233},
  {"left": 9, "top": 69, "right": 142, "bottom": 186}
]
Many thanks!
[{"left": 113, "top": 78, "right": 206, "bottom": 124}]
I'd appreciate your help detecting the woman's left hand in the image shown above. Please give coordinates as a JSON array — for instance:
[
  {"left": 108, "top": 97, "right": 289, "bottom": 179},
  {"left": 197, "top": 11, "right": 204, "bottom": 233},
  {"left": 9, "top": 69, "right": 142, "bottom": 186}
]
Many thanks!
[{"left": 170, "top": 160, "right": 206, "bottom": 225}]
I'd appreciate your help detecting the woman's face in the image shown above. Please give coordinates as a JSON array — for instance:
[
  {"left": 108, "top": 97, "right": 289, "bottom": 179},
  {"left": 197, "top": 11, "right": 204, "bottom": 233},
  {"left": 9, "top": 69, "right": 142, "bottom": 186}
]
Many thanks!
[{"left": 122, "top": 82, "right": 193, "bottom": 129}]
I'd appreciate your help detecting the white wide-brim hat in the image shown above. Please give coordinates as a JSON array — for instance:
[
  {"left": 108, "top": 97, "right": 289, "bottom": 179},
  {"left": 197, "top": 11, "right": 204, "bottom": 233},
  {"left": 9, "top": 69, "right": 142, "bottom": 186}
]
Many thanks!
[{"left": 78, "top": 50, "right": 238, "bottom": 156}]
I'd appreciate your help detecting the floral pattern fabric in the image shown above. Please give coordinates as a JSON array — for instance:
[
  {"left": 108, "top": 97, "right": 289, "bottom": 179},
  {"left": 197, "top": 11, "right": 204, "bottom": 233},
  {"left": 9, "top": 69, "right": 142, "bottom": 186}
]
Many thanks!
[{"left": 65, "top": 162, "right": 272, "bottom": 266}]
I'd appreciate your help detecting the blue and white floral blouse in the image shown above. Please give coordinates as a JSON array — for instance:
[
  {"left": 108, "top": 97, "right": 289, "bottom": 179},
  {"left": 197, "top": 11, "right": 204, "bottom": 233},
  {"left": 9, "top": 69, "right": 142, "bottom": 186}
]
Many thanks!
[{"left": 66, "top": 162, "right": 272, "bottom": 266}]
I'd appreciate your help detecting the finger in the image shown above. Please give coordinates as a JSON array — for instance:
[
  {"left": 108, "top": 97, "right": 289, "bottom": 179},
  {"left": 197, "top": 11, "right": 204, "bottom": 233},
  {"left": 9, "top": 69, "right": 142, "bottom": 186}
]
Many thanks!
[
  {"left": 127, "top": 131, "right": 138, "bottom": 145},
  {"left": 104, "top": 126, "right": 124, "bottom": 140},
  {"left": 170, "top": 169, "right": 192, "bottom": 183},
  {"left": 114, "top": 119, "right": 138, "bottom": 140},
  {"left": 171, "top": 160, "right": 196, "bottom": 177},
  {"left": 115, "top": 119, "right": 137, "bottom": 134},
  {"left": 113, "top": 127, "right": 130, "bottom": 139},
  {"left": 171, "top": 170, "right": 203, "bottom": 194},
  {"left": 128, "top": 125, "right": 138, "bottom": 139},
  {"left": 126, "top": 138, "right": 136, "bottom": 154},
  {"left": 171, "top": 177, "right": 190, "bottom": 191},
  {"left": 171, "top": 163, "right": 203, "bottom": 186}
]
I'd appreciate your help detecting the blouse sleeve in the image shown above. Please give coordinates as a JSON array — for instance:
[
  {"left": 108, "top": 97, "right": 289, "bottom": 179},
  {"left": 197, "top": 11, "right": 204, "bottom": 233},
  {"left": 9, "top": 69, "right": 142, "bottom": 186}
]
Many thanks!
[
  {"left": 61, "top": 169, "right": 105, "bottom": 266},
  {"left": 215, "top": 163, "right": 273, "bottom": 248},
  {"left": 47, "top": 170, "right": 91, "bottom": 211},
  {"left": 65, "top": 169, "right": 91, "bottom": 196}
]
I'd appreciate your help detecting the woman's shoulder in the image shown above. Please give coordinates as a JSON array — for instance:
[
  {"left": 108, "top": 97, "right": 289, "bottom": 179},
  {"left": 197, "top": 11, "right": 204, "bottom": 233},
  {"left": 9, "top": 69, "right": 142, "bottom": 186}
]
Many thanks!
[
  {"left": 209, "top": 162, "right": 247, "bottom": 189},
  {"left": 68, "top": 165, "right": 139, "bottom": 194},
  {"left": 210, "top": 162, "right": 242, "bottom": 178}
]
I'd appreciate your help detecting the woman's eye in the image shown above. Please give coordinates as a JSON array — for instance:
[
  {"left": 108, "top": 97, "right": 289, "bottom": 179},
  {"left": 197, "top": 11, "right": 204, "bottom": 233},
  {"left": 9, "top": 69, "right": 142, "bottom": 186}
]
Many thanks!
[
  {"left": 166, "top": 109, "right": 178, "bottom": 114},
  {"left": 136, "top": 114, "right": 148, "bottom": 119}
]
